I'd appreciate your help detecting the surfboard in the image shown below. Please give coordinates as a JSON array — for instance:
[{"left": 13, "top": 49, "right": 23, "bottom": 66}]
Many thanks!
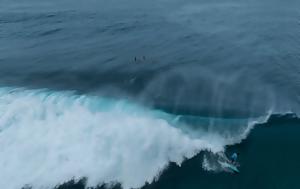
[{"left": 218, "top": 161, "right": 240, "bottom": 173}]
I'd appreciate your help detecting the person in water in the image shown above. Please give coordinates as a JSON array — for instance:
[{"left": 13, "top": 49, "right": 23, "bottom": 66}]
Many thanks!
[{"left": 230, "top": 152, "right": 239, "bottom": 163}]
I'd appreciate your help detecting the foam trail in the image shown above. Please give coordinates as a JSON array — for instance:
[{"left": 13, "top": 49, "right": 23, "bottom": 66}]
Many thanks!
[{"left": 0, "top": 87, "right": 269, "bottom": 189}]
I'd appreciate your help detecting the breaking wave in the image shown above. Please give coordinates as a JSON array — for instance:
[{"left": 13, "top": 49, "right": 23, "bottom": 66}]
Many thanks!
[{"left": 0, "top": 87, "right": 268, "bottom": 189}]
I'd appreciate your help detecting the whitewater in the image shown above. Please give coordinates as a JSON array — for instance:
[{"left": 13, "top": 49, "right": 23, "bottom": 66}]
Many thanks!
[{"left": 0, "top": 87, "right": 267, "bottom": 189}]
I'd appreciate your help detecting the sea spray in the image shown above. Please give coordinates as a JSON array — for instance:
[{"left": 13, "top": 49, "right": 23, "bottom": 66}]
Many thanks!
[{"left": 0, "top": 87, "right": 267, "bottom": 189}]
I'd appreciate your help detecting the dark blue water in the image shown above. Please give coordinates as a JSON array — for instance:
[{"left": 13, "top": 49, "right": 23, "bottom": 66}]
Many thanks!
[{"left": 1, "top": 0, "right": 300, "bottom": 188}]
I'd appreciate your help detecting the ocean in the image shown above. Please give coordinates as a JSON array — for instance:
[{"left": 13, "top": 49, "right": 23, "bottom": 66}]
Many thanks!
[{"left": 1, "top": 0, "right": 300, "bottom": 188}]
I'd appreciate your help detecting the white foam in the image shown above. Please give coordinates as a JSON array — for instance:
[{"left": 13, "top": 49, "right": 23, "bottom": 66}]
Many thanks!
[
  {"left": 202, "top": 155, "right": 216, "bottom": 172},
  {"left": 0, "top": 87, "right": 264, "bottom": 189}
]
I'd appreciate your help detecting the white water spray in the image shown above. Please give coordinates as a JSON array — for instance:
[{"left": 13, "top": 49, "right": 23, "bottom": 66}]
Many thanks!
[{"left": 0, "top": 88, "right": 264, "bottom": 189}]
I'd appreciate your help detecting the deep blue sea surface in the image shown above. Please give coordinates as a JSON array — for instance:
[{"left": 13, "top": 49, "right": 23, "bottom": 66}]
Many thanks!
[{"left": 1, "top": 0, "right": 300, "bottom": 188}]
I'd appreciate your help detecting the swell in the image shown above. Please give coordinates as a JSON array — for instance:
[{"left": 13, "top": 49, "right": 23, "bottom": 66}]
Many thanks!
[{"left": 0, "top": 87, "right": 277, "bottom": 189}]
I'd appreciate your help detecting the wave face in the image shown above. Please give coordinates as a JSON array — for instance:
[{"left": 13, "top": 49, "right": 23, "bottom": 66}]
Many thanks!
[{"left": 0, "top": 87, "right": 256, "bottom": 189}]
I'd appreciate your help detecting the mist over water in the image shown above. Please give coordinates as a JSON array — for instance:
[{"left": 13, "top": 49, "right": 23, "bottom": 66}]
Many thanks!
[{"left": 1, "top": 0, "right": 300, "bottom": 188}]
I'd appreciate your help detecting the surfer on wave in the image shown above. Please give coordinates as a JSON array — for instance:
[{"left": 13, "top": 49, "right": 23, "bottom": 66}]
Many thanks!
[{"left": 230, "top": 152, "right": 239, "bottom": 164}]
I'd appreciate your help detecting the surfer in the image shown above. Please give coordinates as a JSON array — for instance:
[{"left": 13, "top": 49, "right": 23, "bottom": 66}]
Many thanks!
[{"left": 230, "top": 152, "right": 239, "bottom": 164}]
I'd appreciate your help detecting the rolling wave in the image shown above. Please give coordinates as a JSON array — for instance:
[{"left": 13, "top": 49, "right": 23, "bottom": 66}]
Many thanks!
[{"left": 0, "top": 87, "right": 268, "bottom": 189}]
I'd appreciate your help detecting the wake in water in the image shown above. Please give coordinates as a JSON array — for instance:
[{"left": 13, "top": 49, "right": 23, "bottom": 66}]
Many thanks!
[{"left": 0, "top": 87, "right": 268, "bottom": 189}]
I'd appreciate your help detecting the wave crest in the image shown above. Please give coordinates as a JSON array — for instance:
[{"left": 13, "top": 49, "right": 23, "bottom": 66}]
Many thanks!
[{"left": 0, "top": 88, "right": 266, "bottom": 189}]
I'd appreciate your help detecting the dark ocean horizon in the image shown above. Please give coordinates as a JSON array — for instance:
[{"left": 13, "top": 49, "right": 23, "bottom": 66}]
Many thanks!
[{"left": 1, "top": 0, "right": 300, "bottom": 188}]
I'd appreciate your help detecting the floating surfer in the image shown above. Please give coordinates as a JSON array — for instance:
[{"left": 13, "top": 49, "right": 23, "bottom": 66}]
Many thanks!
[{"left": 133, "top": 56, "right": 146, "bottom": 63}]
